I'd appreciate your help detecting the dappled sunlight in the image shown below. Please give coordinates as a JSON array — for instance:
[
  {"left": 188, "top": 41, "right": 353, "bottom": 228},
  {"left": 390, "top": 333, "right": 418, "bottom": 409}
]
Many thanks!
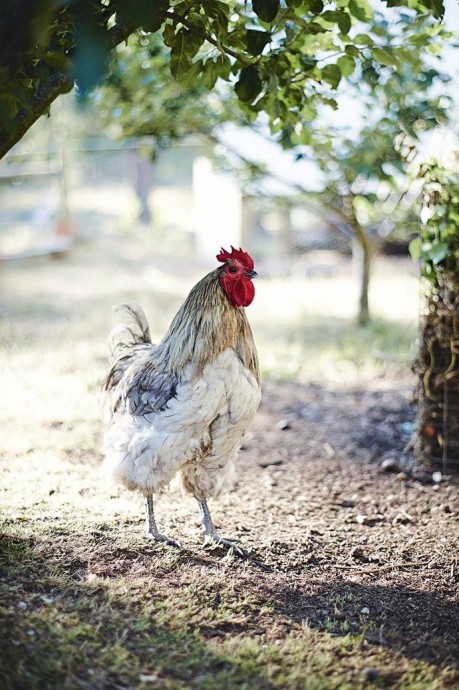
[
  {"left": 0, "top": 236, "right": 420, "bottom": 447},
  {"left": 0, "top": 233, "right": 419, "bottom": 464},
  {"left": 250, "top": 257, "right": 419, "bottom": 383},
  {"left": 1, "top": 234, "right": 457, "bottom": 690}
]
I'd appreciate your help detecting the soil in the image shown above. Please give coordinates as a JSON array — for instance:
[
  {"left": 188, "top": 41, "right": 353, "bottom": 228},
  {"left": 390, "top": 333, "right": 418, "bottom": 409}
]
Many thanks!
[
  {"left": 191, "top": 377, "right": 459, "bottom": 665},
  {"left": 1, "top": 245, "right": 458, "bottom": 686}
]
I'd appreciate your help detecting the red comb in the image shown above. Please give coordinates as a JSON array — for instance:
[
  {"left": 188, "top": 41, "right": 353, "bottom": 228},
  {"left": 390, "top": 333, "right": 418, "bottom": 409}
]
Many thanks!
[{"left": 216, "top": 246, "right": 254, "bottom": 270}]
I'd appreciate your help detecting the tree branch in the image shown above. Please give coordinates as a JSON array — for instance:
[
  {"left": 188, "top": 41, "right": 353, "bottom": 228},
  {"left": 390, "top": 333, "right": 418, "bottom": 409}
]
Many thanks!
[
  {"left": 0, "top": 23, "right": 132, "bottom": 160},
  {"left": 0, "top": 73, "right": 73, "bottom": 160},
  {"left": 162, "top": 10, "right": 250, "bottom": 65}
]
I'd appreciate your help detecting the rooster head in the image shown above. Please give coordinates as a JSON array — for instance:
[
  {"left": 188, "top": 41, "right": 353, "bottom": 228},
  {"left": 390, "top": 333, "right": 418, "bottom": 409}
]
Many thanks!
[{"left": 216, "top": 246, "right": 257, "bottom": 308}]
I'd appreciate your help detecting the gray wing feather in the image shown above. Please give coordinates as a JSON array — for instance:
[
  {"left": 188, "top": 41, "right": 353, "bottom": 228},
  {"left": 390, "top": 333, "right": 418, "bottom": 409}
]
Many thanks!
[
  {"left": 102, "top": 347, "right": 178, "bottom": 419},
  {"left": 102, "top": 302, "right": 178, "bottom": 420}
]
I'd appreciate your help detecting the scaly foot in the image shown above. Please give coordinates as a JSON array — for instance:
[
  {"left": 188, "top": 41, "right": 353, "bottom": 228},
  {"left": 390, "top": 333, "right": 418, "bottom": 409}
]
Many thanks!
[
  {"left": 203, "top": 533, "right": 246, "bottom": 558},
  {"left": 144, "top": 495, "right": 181, "bottom": 547},
  {"left": 197, "top": 499, "right": 246, "bottom": 558}
]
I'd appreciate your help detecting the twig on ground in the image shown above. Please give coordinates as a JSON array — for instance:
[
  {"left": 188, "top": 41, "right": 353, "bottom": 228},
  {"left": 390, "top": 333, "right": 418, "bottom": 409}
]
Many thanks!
[{"left": 334, "top": 560, "right": 429, "bottom": 574}]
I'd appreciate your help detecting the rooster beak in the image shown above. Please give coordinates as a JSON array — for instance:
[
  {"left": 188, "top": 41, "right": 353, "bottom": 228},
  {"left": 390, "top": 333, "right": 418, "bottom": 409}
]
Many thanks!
[{"left": 246, "top": 270, "right": 257, "bottom": 279}]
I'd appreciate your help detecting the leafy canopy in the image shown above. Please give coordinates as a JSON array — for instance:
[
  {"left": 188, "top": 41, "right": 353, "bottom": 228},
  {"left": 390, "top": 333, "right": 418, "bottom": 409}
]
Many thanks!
[
  {"left": 294, "top": 12, "right": 452, "bottom": 212},
  {"left": 0, "top": 0, "right": 448, "bottom": 158}
]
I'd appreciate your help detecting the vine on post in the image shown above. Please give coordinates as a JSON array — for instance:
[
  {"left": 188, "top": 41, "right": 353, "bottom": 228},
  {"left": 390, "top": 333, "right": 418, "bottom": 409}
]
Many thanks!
[{"left": 410, "top": 162, "right": 459, "bottom": 470}]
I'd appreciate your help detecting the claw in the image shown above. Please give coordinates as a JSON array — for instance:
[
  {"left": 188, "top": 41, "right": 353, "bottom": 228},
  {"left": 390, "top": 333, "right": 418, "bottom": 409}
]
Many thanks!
[
  {"left": 203, "top": 533, "right": 246, "bottom": 558},
  {"left": 198, "top": 499, "right": 247, "bottom": 558},
  {"left": 146, "top": 531, "right": 182, "bottom": 548}
]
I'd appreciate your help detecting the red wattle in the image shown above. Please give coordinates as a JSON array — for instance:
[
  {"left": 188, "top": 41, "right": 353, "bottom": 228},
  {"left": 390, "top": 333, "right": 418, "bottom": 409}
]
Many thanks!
[
  {"left": 234, "top": 278, "right": 254, "bottom": 307},
  {"left": 221, "top": 276, "right": 255, "bottom": 307}
]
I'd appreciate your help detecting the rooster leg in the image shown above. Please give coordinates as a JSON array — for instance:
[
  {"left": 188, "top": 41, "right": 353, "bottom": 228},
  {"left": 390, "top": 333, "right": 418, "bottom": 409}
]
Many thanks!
[
  {"left": 145, "top": 495, "right": 181, "bottom": 547},
  {"left": 198, "top": 499, "right": 245, "bottom": 557}
]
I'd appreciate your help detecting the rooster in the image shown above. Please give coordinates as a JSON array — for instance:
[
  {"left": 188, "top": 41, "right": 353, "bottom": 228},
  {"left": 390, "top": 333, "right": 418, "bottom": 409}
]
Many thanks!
[{"left": 101, "top": 247, "right": 261, "bottom": 554}]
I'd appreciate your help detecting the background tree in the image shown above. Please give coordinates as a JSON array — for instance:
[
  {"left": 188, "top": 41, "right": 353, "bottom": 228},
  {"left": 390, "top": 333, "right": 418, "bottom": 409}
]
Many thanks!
[
  {"left": 0, "top": 0, "right": 448, "bottom": 159},
  {"left": 94, "top": 32, "right": 230, "bottom": 146},
  {"left": 285, "top": 12, "right": 452, "bottom": 324},
  {"left": 95, "top": 10, "right": 452, "bottom": 324}
]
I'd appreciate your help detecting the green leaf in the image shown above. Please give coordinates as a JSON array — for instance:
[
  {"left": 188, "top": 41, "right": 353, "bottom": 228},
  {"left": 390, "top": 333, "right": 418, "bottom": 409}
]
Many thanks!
[
  {"left": 200, "top": 65, "right": 219, "bottom": 89},
  {"left": 252, "top": 0, "right": 279, "bottom": 23},
  {"left": 178, "top": 60, "right": 202, "bottom": 87},
  {"left": 354, "top": 33, "right": 374, "bottom": 45},
  {"left": 305, "top": 21, "right": 327, "bottom": 34},
  {"left": 425, "top": 43, "right": 443, "bottom": 56},
  {"left": 170, "top": 31, "right": 192, "bottom": 78},
  {"left": 214, "top": 53, "right": 231, "bottom": 80},
  {"left": 409, "top": 236, "right": 422, "bottom": 261},
  {"left": 300, "top": 56, "right": 318, "bottom": 71},
  {"left": 408, "top": 33, "right": 430, "bottom": 47},
  {"left": 163, "top": 23, "right": 176, "bottom": 47},
  {"left": 200, "top": 53, "right": 231, "bottom": 87},
  {"left": 321, "top": 63, "right": 341, "bottom": 88},
  {"left": 337, "top": 12, "right": 351, "bottom": 34},
  {"left": 385, "top": 0, "right": 444, "bottom": 19},
  {"left": 348, "top": 0, "right": 373, "bottom": 21},
  {"left": 428, "top": 241, "right": 448, "bottom": 264},
  {"left": 372, "top": 46, "right": 398, "bottom": 67},
  {"left": 320, "top": 10, "right": 351, "bottom": 34},
  {"left": 337, "top": 55, "right": 355, "bottom": 77},
  {"left": 393, "top": 46, "right": 418, "bottom": 66},
  {"left": 345, "top": 44, "right": 360, "bottom": 57},
  {"left": 235, "top": 65, "right": 263, "bottom": 103},
  {"left": 321, "top": 96, "right": 338, "bottom": 109},
  {"left": 305, "top": 0, "right": 324, "bottom": 13},
  {"left": 205, "top": 0, "right": 229, "bottom": 33},
  {"left": 246, "top": 30, "right": 271, "bottom": 56},
  {"left": 424, "top": 0, "right": 445, "bottom": 19},
  {"left": 302, "top": 104, "right": 316, "bottom": 121}
]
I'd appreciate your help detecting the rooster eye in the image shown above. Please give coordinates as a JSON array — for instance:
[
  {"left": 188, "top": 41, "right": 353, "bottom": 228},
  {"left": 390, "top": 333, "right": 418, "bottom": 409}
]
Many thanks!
[{"left": 228, "top": 266, "right": 238, "bottom": 274}]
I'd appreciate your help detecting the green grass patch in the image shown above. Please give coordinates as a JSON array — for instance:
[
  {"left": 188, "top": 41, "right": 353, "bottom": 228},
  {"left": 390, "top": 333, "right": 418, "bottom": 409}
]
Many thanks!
[{"left": 1, "top": 528, "right": 456, "bottom": 690}]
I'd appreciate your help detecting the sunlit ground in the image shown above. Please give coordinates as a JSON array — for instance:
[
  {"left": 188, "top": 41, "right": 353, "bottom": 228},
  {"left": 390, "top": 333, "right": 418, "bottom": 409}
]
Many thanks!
[
  {"left": 3, "top": 234, "right": 456, "bottom": 690},
  {"left": 0, "top": 231, "right": 419, "bottom": 460}
]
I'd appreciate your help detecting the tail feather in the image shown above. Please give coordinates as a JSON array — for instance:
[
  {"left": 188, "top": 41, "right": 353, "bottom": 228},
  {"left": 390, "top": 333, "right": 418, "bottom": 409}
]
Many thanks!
[{"left": 108, "top": 303, "right": 151, "bottom": 362}]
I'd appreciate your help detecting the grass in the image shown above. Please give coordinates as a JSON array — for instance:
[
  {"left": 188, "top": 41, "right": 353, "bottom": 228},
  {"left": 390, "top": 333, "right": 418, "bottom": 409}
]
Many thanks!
[
  {"left": 1, "top": 233, "right": 453, "bottom": 690},
  {"left": 1, "top": 526, "right": 455, "bottom": 690}
]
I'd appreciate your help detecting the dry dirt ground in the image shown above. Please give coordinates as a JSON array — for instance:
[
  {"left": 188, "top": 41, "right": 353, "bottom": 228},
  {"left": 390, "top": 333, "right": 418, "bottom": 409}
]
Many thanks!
[{"left": 1, "top": 241, "right": 458, "bottom": 689}]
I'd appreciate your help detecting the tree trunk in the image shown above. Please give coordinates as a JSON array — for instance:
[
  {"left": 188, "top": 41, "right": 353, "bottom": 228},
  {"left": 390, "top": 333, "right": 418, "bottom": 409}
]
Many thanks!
[
  {"left": 0, "top": 73, "right": 73, "bottom": 160},
  {"left": 134, "top": 149, "right": 153, "bottom": 225},
  {"left": 352, "top": 227, "right": 372, "bottom": 326}
]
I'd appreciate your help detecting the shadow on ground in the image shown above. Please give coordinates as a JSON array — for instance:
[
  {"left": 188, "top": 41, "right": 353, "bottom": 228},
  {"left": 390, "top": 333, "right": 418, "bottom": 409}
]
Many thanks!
[
  {"left": 1, "top": 526, "right": 458, "bottom": 690},
  {"left": 0, "top": 533, "right": 277, "bottom": 690},
  {"left": 269, "top": 579, "right": 459, "bottom": 667}
]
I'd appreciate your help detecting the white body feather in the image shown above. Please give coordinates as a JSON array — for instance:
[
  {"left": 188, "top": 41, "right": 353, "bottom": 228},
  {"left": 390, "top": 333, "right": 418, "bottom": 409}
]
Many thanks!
[{"left": 102, "top": 349, "right": 261, "bottom": 499}]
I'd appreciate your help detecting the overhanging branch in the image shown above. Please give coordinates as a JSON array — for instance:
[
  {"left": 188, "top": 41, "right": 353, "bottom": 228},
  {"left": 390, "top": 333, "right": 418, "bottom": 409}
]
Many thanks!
[
  {"left": 0, "top": 73, "right": 74, "bottom": 160},
  {"left": 0, "top": 23, "right": 131, "bottom": 160}
]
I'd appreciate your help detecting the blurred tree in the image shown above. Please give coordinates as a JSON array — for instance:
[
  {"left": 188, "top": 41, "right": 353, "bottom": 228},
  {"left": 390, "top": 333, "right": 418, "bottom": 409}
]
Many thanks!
[
  {"left": 288, "top": 11, "right": 452, "bottom": 324},
  {"left": 94, "top": 33, "right": 229, "bottom": 145},
  {"left": 0, "top": 0, "right": 448, "bottom": 159},
  {"left": 95, "top": 11, "right": 452, "bottom": 325}
]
